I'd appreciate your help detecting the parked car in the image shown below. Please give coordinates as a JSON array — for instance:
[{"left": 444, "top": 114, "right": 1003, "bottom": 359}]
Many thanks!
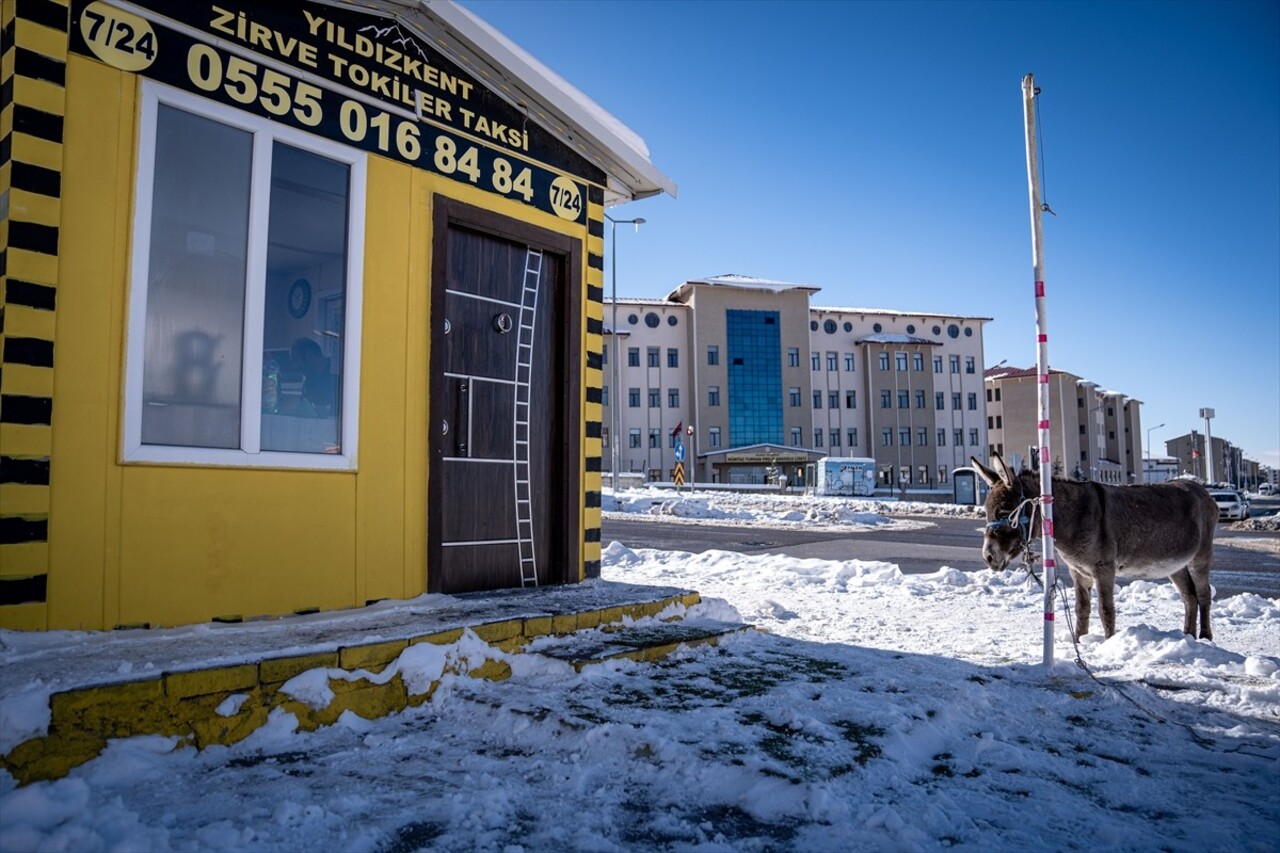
[
  {"left": 1209, "top": 489, "right": 1249, "bottom": 521},
  {"left": 1260, "top": 482, "right": 1275, "bottom": 496}
]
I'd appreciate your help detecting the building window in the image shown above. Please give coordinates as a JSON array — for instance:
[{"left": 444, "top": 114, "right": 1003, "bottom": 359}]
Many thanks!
[
  {"left": 827, "top": 351, "right": 838, "bottom": 371},
  {"left": 954, "top": 429, "right": 964, "bottom": 447},
  {"left": 986, "top": 388, "right": 993, "bottom": 402},
  {"left": 935, "top": 392, "right": 944, "bottom": 410},
  {"left": 648, "top": 389, "right": 660, "bottom": 408},
  {"left": 844, "top": 353, "right": 855, "bottom": 371},
  {"left": 813, "top": 391, "right": 823, "bottom": 409},
  {"left": 917, "top": 427, "right": 928, "bottom": 446},
  {"left": 628, "top": 347, "right": 640, "bottom": 367},
  {"left": 847, "top": 428, "right": 858, "bottom": 447},
  {"left": 815, "top": 430, "right": 824, "bottom": 447},
  {"left": 988, "top": 416, "right": 995, "bottom": 429},
  {"left": 124, "top": 86, "right": 367, "bottom": 468},
  {"left": 629, "top": 428, "right": 641, "bottom": 448},
  {"left": 882, "top": 428, "right": 893, "bottom": 446},
  {"left": 938, "top": 465, "right": 949, "bottom": 484},
  {"left": 710, "top": 426, "right": 721, "bottom": 447},
  {"left": 647, "top": 347, "right": 660, "bottom": 368},
  {"left": 602, "top": 386, "right": 609, "bottom": 407},
  {"left": 790, "top": 427, "right": 802, "bottom": 446},
  {"left": 915, "top": 390, "right": 926, "bottom": 408},
  {"left": 918, "top": 465, "right": 930, "bottom": 484},
  {"left": 789, "top": 387, "right": 801, "bottom": 407},
  {"left": 969, "top": 428, "right": 980, "bottom": 446},
  {"left": 727, "top": 310, "right": 784, "bottom": 446},
  {"left": 913, "top": 353, "right": 924, "bottom": 371},
  {"left": 668, "top": 388, "right": 680, "bottom": 408},
  {"left": 602, "top": 427, "right": 609, "bottom": 448},
  {"left": 628, "top": 388, "right": 640, "bottom": 407},
  {"left": 967, "top": 393, "right": 978, "bottom": 411},
  {"left": 952, "top": 393, "right": 962, "bottom": 410},
  {"left": 823, "top": 318, "right": 837, "bottom": 334},
  {"left": 811, "top": 352, "right": 820, "bottom": 371},
  {"left": 644, "top": 312, "right": 660, "bottom": 328},
  {"left": 828, "top": 392, "right": 839, "bottom": 409},
  {"left": 933, "top": 355, "right": 942, "bottom": 373},
  {"left": 602, "top": 346, "right": 608, "bottom": 365},
  {"left": 649, "top": 428, "right": 660, "bottom": 448},
  {"left": 668, "top": 348, "right": 679, "bottom": 368},
  {"left": 965, "top": 356, "right": 975, "bottom": 374},
  {"left": 707, "top": 345, "right": 719, "bottom": 366},
  {"left": 937, "top": 429, "right": 946, "bottom": 446},
  {"left": 950, "top": 355, "right": 960, "bottom": 373},
  {"left": 880, "top": 390, "right": 891, "bottom": 409},
  {"left": 996, "top": 415, "right": 1003, "bottom": 428},
  {"left": 708, "top": 386, "right": 720, "bottom": 406},
  {"left": 895, "top": 352, "right": 908, "bottom": 371},
  {"left": 898, "top": 391, "right": 909, "bottom": 408},
  {"left": 995, "top": 388, "right": 1001, "bottom": 401},
  {"left": 669, "top": 430, "right": 680, "bottom": 448},
  {"left": 899, "top": 428, "right": 911, "bottom": 446},
  {"left": 878, "top": 352, "right": 890, "bottom": 370},
  {"left": 845, "top": 391, "right": 856, "bottom": 408},
  {"left": 788, "top": 347, "right": 800, "bottom": 367}
]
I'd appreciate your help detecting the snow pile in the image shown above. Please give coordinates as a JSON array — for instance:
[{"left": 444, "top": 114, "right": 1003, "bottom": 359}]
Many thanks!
[
  {"left": 605, "top": 486, "right": 982, "bottom": 530},
  {"left": 1, "top": 494, "right": 1277, "bottom": 851}
]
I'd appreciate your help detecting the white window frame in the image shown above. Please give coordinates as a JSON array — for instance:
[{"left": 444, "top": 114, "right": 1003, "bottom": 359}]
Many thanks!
[{"left": 123, "top": 82, "right": 366, "bottom": 470}]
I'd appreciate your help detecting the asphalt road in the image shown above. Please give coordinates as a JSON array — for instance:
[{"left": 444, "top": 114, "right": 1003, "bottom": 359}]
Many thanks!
[{"left": 601, "top": 499, "right": 1280, "bottom": 599}]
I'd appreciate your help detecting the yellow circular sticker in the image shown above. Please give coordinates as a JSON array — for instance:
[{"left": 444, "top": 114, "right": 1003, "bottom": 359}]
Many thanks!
[
  {"left": 80, "top": 2, "right": 158, "bottom": 72},
  {"left": 549, "top": 176, "right": 583, "bottom": 221}
]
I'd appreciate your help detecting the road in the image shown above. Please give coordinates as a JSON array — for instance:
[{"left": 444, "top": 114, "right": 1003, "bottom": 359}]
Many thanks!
[{"left": 601, "top": 501, "right": 1280, "bottom": 599}]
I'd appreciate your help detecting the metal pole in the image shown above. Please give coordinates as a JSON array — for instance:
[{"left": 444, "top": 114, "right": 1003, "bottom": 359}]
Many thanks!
[
  {"left": 1200, "top": 408, "right": 1215, "bottom": 484},
  {"left": 609, "top": 218, "right": 620, "bottom": 493},
  {"left": 1023, "top": 73, "right": 1057, "bottom": 670},
  {"left": 605, "top": 215, "right": 645, "bottom": 494}
]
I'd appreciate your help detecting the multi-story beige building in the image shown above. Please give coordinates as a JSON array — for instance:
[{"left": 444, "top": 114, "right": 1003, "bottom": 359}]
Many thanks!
[
  {"left": 604, "top": 275, "right": 991, "bottom": 495},
  {"left": 983, "top": 367, "right": 1144, "bottom": 484}
]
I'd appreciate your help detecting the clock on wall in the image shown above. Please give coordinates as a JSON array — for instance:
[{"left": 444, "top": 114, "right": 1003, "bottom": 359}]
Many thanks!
[{"left": 288, "top": 278, "right": 312, "bottom": 319}]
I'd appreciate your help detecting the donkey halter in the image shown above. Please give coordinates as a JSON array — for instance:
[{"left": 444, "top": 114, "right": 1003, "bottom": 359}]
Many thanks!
[{"left": 986, "top": 483, "right": 1040, "bottom": 563}]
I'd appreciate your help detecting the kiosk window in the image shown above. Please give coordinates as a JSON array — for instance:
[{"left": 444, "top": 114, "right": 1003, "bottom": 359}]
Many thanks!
[{"left": 123, "top": 84, "right": 366, "bottom": 469}]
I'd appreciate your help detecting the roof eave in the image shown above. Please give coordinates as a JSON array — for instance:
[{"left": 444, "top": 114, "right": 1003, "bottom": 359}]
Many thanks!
[{"left": 420, "top": 0, "right": 677, "bottom": 205}]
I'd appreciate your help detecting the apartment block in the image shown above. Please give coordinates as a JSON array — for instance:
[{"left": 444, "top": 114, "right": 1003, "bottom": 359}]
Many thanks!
[
  {"left": 984, "top": 367, "right": 1144, "bottom": 484},
  {"left": 604, "top": 275, "right": 990, "bottom": 495}
]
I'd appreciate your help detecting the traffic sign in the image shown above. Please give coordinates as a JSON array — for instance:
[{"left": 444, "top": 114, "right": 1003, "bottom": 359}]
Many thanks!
[
  {"left": 674, "top": 442, "right": 686, "bottom": 462},
  {"left": 673, "top": 461, "right": 685, "bottom": 486}
]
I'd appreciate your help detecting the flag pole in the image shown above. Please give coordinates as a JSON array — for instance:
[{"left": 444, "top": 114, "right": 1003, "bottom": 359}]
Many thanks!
[{"left": 1023, "top": 73, "right": 1057, "bottom": 669}]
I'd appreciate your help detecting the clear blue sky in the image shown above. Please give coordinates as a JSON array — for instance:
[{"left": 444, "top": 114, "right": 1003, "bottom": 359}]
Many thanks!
[{"left": 466, "top": 0, "right": 1280, "bottom": 471}]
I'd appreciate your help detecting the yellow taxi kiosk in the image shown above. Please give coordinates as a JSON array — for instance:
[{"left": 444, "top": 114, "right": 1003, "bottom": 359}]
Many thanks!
[{"left": 0, "top": 0, "right": 674, "bottom": 630}]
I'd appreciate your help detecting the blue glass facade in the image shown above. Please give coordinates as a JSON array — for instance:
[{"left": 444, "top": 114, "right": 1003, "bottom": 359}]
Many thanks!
[{"left": 726, "top": 310, "right": 783, "bottom": 446}]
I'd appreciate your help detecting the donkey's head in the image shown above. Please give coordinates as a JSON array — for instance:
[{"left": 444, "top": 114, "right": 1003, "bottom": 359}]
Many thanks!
[{"left": 971, "top": 453, "right": 1038, "bottom": 570}]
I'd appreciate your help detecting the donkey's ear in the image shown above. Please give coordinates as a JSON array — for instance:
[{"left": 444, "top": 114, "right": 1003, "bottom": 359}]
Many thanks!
[
  {"left": 992, "top": 453, "right": 1017, "bottom": 486},
  {"left": 971, "top": 456, "right": 1001, "bottom": 487}
]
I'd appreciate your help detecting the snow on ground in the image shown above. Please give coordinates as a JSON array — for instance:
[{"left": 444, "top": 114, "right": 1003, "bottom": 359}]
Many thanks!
[
  {"left": 605, "top": 486, "right": 980, "bottom": 531},
  {"left": 1, "top": 490, "right": 1277, "bottom": 852}
]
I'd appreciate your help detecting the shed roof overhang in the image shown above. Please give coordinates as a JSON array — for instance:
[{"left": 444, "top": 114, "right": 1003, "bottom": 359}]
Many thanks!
[{"left": 323, "top": 0, "right": 676, "bottom": 206}]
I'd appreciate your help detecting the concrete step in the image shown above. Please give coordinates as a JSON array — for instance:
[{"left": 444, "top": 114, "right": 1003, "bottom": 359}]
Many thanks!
[
  {"left": 529, "top": 618, "right": 753, "bottom": 669},
  {"left": 1, "top": 582, "right": 752, "bottom": 785}
]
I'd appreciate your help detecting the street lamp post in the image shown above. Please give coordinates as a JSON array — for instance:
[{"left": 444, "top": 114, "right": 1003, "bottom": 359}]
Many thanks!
[
  {"left": 1145, "top": 422, "right": 1165, "bottom": 483},
  {"left": 605, "top": 214, "right": 645, "bottom": 492}
]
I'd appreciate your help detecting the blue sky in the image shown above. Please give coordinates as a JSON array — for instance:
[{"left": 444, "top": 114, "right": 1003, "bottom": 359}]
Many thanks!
[{"left": 466, "top": 0, "right": 1280, "bottom": 471}]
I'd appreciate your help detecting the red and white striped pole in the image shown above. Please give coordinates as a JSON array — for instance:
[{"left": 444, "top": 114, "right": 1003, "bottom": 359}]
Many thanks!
[{"left": 1022, "top": 73, "right": 1057, "bottom": 669}]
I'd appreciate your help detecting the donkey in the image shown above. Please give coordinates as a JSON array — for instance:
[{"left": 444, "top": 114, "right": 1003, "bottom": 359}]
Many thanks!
[{"left": 971, "top": 453, "right": 1218, "bottom": 640}]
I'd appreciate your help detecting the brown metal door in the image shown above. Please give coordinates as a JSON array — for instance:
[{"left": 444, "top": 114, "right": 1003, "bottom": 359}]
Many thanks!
[{"left": 430, "top": 205, "right": 571, "bottom": 594}]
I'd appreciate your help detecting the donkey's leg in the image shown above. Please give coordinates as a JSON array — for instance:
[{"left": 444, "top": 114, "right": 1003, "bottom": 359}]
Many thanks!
[
  {"left": 1187, "top": 551, "right": 1214, "bottom": 641},
  {"left": 1070, "top": 569, "right": 1092, "bottom": 639},
  {"left": 1095, "top": 563, "right": 1119, "bottom": 638},
  {"left": 1168, "top": 568, "right": 1199, "bottom": 638}
]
